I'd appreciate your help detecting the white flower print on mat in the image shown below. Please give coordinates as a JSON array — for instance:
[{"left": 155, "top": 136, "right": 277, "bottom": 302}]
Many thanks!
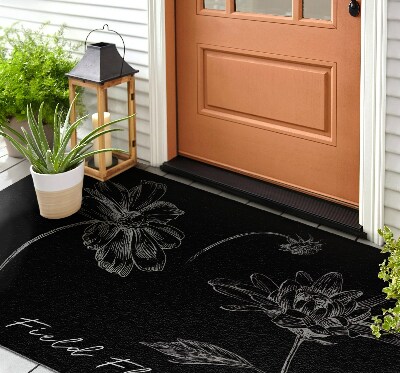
[
  {"left": 0, "top": 180, "right": 185, "bottom": 277},
  {"left": 80, "top": 181, "right": 185, "bottom": 276},
  {"left": 142, "top": 271, "right": 400, "bottom": 373},
  {"left": 209, "top": 271, "right": 379, "bottom": 372},
  {"left": 279, "top": 235, "right": 323, "bottom": 255}
]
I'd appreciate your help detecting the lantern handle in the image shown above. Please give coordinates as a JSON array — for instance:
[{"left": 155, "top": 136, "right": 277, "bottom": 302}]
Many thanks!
[{"left": 84, "top": 24, "right": 126, "bottom": 77}]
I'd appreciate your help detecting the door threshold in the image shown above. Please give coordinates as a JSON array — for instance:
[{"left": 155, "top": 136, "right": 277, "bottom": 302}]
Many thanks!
[{"left": 161, "top": 156, "right": 365, "bottom": 238}]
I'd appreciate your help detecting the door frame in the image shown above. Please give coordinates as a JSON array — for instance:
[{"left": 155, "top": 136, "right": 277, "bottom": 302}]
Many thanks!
[{"left": 148, "top": 0, "right": 387, "bottom": 244}]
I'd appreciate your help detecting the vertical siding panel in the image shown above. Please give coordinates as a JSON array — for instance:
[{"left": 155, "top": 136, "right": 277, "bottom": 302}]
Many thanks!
[
  {"left": 0, "top": 0, "right": 150, "bottom": 162},
  {"left": 385, "top": 0, "right": 400, "bottom": 233}
]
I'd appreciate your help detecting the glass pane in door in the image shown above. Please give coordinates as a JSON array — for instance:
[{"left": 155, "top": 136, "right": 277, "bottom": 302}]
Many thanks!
[
  {"left": 303, "top": 0, "right": 331, "bottom": 20},
  {"left": 204, "top": 0, "right": 226, "bottom": 11},
  {"left": 235, "top": 0, "right": 292, "bottom": 17}
]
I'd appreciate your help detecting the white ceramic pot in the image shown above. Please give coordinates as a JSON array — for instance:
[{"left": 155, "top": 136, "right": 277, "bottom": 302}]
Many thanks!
[{"left": 30, "top": 162, "right": 85, "bottom": 219}]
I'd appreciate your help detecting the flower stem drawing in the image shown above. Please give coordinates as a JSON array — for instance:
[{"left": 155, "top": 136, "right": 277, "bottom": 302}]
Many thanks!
[
  {"left": 281, "top": 336, "right": 304, "bottom": 373},
  {"left": 0, "top": 221, "right": 97, "bottom": 272},
  {"left": 187, "top": 232, "right": 323, "bottom": 263}
]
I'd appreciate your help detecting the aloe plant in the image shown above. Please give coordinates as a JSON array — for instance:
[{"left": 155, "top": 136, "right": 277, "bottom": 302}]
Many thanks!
[{"left": 0, "top": 97, "right": 130, "bottom": 174}]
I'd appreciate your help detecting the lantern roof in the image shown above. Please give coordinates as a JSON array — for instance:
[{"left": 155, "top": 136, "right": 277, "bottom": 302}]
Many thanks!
[{"left": 66, "top": 42, "right": 138, "bottom": 84}]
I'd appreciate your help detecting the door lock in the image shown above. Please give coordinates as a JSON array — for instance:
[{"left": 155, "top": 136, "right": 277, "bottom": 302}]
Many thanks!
[{"left": 349, "top": 0, "right": 360, "bottom": 17}]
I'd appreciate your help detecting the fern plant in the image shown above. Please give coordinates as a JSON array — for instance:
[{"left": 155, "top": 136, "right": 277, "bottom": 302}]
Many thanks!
[
  {"left": 0, "top": 22, "right": 81, "bottom": 126},
  {"left": 0, "top": 97, "right": 130, "bottom": 174},
  {"left": 371, "top": 226, "right": 400, "bottom": 338}
]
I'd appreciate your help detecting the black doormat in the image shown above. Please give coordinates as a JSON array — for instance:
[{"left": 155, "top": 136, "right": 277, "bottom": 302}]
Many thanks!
[{"left": 0, "top": 168, "right": 398, "bottom": 373}]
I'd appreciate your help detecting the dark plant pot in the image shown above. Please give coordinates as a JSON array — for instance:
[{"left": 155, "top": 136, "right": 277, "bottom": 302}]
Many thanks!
[{"left": 4, "top": 117, "right": 54, "bottom": 158}]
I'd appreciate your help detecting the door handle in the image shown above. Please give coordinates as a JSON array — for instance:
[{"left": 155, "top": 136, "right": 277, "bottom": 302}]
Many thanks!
[{"left": 349, "top": 0, "right": 360, "bottom": 17}]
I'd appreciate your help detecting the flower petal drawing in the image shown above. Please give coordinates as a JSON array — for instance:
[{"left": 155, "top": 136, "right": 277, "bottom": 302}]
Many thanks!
[
  {"left": 81, "top": 180, "right": 185, "bottom": 277},
  {"left": 131, "top": 229, "right": 167, "bottom": 271},
  {"left": 83, "top": 182, "right": 128, "bottom": 218},
  {"left": 311, "top": 272, "right": 343, "bottom": 297},
  {"left": 95, "top": 229, "right": 135, "bottom": 277},
  {"left": 141, "top": 201, "right": 185, "bottom": 224},
  {"left": 82, "top": 222, "right": 120, "bottom": 251}
]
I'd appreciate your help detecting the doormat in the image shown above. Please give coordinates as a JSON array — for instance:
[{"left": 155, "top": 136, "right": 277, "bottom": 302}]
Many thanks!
[{"left": 0, "top": 168, "right": 399, "bottom": 373}]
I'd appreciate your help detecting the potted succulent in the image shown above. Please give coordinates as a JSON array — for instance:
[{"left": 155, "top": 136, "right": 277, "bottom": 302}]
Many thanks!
[
  {"left": 0, "top": 97, "right": 130, "bottom": 219},
  {"left": 0, "top": 23, "right": 80, "bottom": 157}
]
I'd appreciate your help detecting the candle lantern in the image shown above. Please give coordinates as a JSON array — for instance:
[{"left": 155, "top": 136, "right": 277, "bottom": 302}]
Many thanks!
[{"left": 66, "top": 24, "right": 139, "bottom": 181}]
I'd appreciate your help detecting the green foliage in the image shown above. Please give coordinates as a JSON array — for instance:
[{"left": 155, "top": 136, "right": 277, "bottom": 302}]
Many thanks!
[
  {"left": 0, "top": 96, "right": 132, "bottom": 174},
  {"left": 371, "top": 226, "right": 400, "bottom": 338},
  {"left": 0, "top": 23, "right": 81, "bottom": 126}
]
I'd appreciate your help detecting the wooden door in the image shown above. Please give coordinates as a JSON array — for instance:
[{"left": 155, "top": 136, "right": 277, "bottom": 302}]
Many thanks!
[{"left": 176, "top": 0, "right": 361, "bottom": 206}]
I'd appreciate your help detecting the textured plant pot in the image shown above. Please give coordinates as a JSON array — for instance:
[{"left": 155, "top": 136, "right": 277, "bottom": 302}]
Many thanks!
[
  {"left": 4, "top": 118, "right": 54, "bottom": 158},
  {"left": 30, "top": 162, "right": 85, "bottom": 219}
]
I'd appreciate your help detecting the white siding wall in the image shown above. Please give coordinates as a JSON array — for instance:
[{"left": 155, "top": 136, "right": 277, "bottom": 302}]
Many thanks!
[
  {"left": 385, "top": 0, "right": 400, "bottom": 237},
  {"left": 4, "top": 1, "right": 400, "bottom": 235},
  {"left": 0, "top": 0, "right": 151, "bottom": 161}
]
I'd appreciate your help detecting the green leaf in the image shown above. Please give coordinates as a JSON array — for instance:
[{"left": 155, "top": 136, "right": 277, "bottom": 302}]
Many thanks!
[
  {"left": 373, "top": 226, "right": 400, "bottom": 337},
  {"left": 78, "top": 128, "right": 122, "bottom": 148},
  {"left": 45, "top": 150, "right": 55, "bottom": 173},
  {"left": 32, "top": 102, "right": 50, "bottom": 153},
  {"left": 52, "top": 104, "right": 61, "bottom": 154},
  {"left": 25, "top": 106, "right": 48, "bottom": 159},
  {"left": 69, "top": 148, "right": 124, "bottom": 166},
  {"left": 20, "top": 126, "right": 46, "bottom": 164}
]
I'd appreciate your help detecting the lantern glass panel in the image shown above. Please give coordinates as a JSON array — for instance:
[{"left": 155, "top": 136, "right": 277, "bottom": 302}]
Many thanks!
[
  {"left": 75, "top": 89, "right": 95, "bottom": 163},
  {"left": 73, "top": 85, "right": 131, "bottom": 168},
  {"left": 106, "top": 84, "right": 130, "bottom": 157}
]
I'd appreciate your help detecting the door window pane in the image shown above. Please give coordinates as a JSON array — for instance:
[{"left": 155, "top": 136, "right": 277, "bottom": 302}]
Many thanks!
[
  {"left": 235, "top": 0, "right": 292, "bottom": 17},
  {"left": 303, "top": 0, "right": 331, "bottom": 20},
  {"left": 204, "top": 0, "right": 226, "bottom": 11}
]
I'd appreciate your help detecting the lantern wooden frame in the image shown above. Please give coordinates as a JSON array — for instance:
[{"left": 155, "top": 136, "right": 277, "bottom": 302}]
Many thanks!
[{"left": 68, "top": 74, "right": 136, "bottom": 181}]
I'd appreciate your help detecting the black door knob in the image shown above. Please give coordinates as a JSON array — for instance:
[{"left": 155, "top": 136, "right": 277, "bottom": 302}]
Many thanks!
[{"left": 349, "top": 0, "right": 360, "bottom": 17}]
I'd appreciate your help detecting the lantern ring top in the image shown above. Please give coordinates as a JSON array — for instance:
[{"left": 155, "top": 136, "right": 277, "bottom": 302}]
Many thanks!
[{"left": 85, "top": 24, "right": 126, "bottom": 77}]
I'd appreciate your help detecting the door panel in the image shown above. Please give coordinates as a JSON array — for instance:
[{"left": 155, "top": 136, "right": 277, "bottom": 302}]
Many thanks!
[
  {"left": 176, "top": 0, "right": 361, "bottom": 206},
  {"left": 199, "top": 45, "right": 335, "bottom": 144}
]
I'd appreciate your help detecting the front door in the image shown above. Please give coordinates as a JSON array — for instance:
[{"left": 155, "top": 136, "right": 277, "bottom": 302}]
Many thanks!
[{"left": 176, "top": 0, "right": 361, "bottom": 206}]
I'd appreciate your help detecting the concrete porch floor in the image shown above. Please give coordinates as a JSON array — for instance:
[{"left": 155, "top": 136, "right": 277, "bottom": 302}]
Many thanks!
[{"left": 0, "top": 137, "right": 380, "bottom": 373}]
